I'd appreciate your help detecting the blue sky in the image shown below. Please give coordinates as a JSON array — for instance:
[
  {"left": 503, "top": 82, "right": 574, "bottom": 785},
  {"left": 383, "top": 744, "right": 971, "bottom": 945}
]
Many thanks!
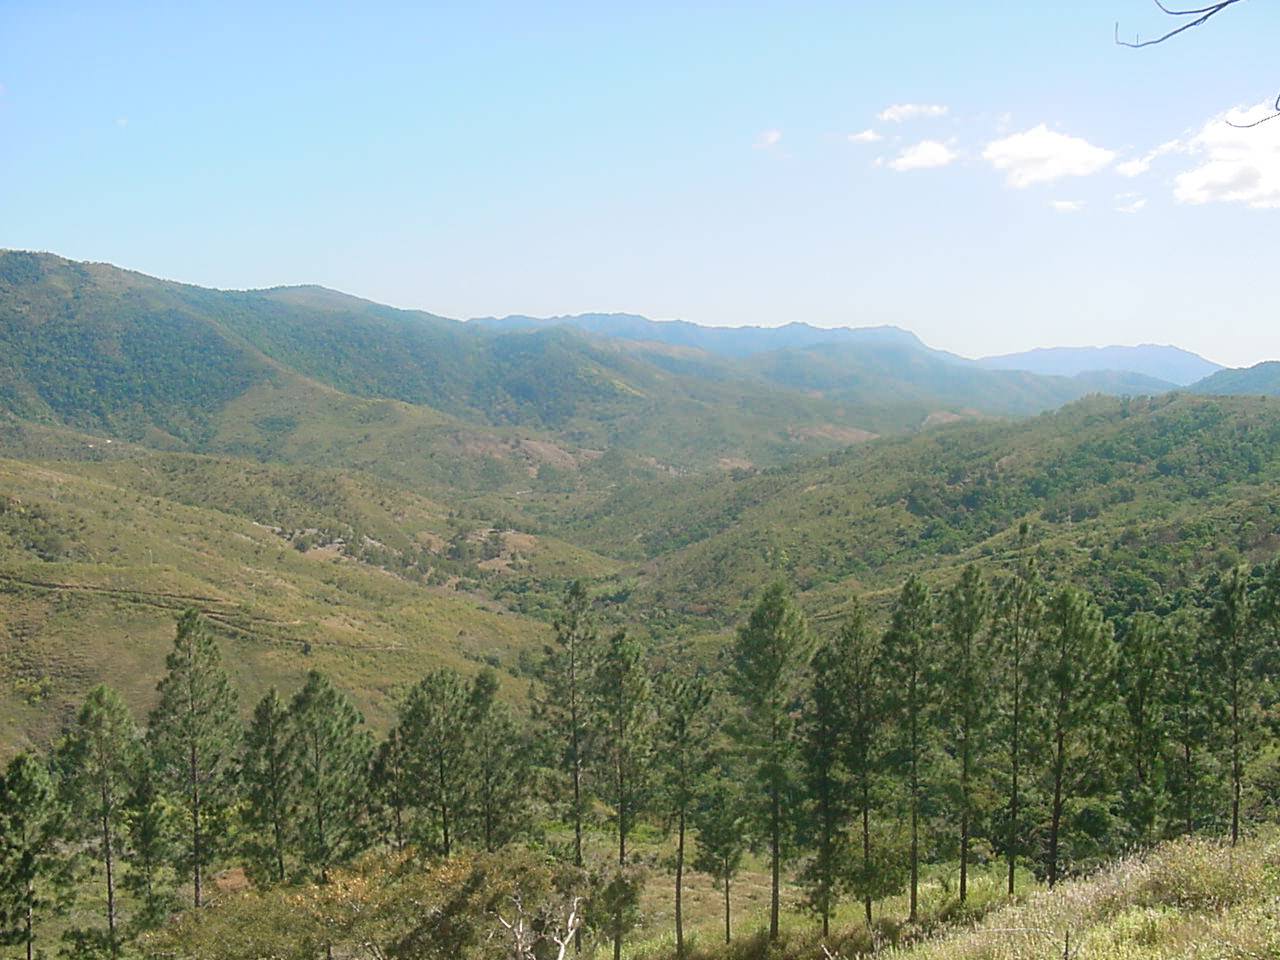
[{"left": 2, "top": 1, "right": 1277, "bottom": 366}]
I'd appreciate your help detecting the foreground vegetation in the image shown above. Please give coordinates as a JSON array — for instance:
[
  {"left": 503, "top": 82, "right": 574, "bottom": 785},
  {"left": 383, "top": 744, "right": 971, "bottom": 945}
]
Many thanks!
[{"left": 1, "top": 549, "right": 1276, "bottom": 959}]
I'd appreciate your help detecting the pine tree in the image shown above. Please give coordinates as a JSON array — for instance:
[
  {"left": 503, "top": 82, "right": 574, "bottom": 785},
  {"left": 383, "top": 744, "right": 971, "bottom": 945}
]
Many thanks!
[
  {"left": 655, "top": 659, "right": 714, "bottom": 959},
  {"left": 1116, "top": 613, "right": 1167, "bottom": 844},
  {"left": 536, "top": 579, "right": 597, "bottom": 869},
  {"left": 881, "top": 574, "right": 934, "bottom": 922},
  {"left": 593, "top": 629, "right": 655, "bottom": 960},
  {"left": 993, "top": 553, "right": 1045, "bottom": 895},
  {"left": 836, "top": 602, "right": 887, "bottom": 927},
  {"left": 241, "top": 687, "right": 295, "bottom": 885},
  {"left": 728, "top": 582, "right": 812, "bottom": 941},
  {"left": 287, "top": 671, "right": 372, "bottom": 881},
  {"left": 1207, "top": 565, "right": 1263, "bottom": 846},
  {"left": 148, "top": 610, "right": 240, "bottom": 908},
  {"left": 1163, "top": 609, "right": 1215, "bottom": 837},
  {"left": 400, "top": 668, "right": 469, "bottom": 856},
  {"left": 56, "top": 684, "right": 141, "bottom": 955},
  {"left": 1035, "top": 586, "right": 1115, "bottom": 887},
  {"left": 938, "top": 564, "right": 992, "bottom": 905},
  {"left": 467, "top": 668, "right": 528, "bottom": 852},
  {"left": 370, "top": 726, "right": 411, "bottom": 852},
  {"left": 0, "top": 753, "right": 72, "bottom": 960},
  {"left": 691, "top": 775, "right": 747, "bottom": 947},
  {"left": 799, "top": 638, "right": 847, "bottom": 938},
  {"left": 121, "top": 754, "right": 175, "bottom": 933}
]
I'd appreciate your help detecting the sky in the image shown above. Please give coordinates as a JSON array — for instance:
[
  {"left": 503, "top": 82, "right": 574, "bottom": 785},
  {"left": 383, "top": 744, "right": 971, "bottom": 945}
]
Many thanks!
[{"left": 2, "top": 1, "right": 1278, "bottom": 367}]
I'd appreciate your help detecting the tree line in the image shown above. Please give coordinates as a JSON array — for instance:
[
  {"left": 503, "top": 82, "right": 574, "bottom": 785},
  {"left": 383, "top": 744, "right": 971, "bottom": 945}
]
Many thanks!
[{"left": 1, "top": 553, "right": 1278, "bottom": 959}]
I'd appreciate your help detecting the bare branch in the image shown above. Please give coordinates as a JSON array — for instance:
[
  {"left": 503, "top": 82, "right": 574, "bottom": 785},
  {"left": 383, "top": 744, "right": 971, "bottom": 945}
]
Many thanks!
[
  {"left": 1115, "top": 0, "right": 1244, "bottom": 48},
  {"left": 1226, "top": 92, "right": 1280, "bottom": 128}
]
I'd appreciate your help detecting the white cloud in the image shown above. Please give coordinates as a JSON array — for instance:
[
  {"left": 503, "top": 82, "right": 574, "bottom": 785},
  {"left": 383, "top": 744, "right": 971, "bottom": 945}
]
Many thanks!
[
  {"left": 847, "top": 129, "right": 882, "bottom": 144},
  {"left": 1116, "top": 139, "right": 1183, "bottom": 177},
  {"left": 888, "top": 140, "right": 957, "bottom": 171},
  {"left": 1049, "top": 200, "right": 1084, "bottom": 213},
  {"left": 754, "top": 129, "right": 782, "bottom": 149},
  {"left": 879, "top": 103, "right": 948, "bottom": 123},
  {"left": 1174, "top": 102, "right": 1280, "bottom": 208},
  {"left": 983, "top": 124, "right": 1115, "bottom": 187},
  {"left": 1115, "top": 193, "right": 1147, "bottom": 214}
]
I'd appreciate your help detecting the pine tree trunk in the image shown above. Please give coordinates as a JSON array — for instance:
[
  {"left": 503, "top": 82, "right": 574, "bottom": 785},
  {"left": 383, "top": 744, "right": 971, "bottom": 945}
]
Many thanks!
[
  {"left": 724, "top": 869, "right": 731, "bottom": 944},
  {"left": 960, "top": 718, "right": 969, "bottom": 905},
  {"left": 1231, "top": 691, "right": 1241, "bottom": 847},
  {"left": 1007, "top": 659, "right": 1021, "bottom": 897},
  {"left": 909, "top": 726, "right": 919, "bottom": 922},
  {"left": 675, "top": 807, "right": 685, "bottom": 959},
  {"left": 1183, "top": 738, "right": 1194, "bottom": 836},
  {"left": 770, "top": 785, "right": 780, "bottom": 940},
  {"left": 862, "top": 783, "right": 873, "bottom": 927},
  {"left": 1048, "top": 728, "right": 1065, "bottom": 888},
  {"left": 25, "top": 894, "right": 33, "bottom": 960},
  {"left": 191, "top": 744, "right": 202, "bottom": 909},
  {"left": 101, "top": 799, "right": 118, "bottom": 953}
]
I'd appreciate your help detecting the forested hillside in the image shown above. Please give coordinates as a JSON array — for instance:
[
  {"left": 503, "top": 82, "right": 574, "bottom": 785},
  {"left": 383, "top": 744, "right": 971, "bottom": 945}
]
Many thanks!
[{"left": 2, "top": 252, "right": 1279, "bottom": 960}]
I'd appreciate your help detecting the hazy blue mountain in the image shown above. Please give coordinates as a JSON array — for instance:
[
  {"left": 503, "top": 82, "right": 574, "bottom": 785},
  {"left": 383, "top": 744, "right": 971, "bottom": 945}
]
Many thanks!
[
  {"left": 978, "top": 344, "right": 1221, "bottom": 386},
  {"left": 470, "top": 312, "right": 965, "bottom": 361},
  {"left": 1189, "top": 361, "right": 1280, "bottom": 396}
]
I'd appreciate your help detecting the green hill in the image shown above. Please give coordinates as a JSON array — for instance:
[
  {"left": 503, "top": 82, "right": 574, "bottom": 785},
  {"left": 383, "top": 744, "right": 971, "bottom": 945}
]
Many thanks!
[{"left": 1190, "top": 360, "right": 1280, "bottom": 396}]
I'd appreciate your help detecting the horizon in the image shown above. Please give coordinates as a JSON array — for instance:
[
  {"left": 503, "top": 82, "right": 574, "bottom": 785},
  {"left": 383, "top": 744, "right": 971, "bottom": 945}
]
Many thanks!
[
  {"left": 0, "top": 246, "right": 1245, "bottom": 369},
  {"left": 3, "top": 3, "right": 1278, "bottom": 367}
]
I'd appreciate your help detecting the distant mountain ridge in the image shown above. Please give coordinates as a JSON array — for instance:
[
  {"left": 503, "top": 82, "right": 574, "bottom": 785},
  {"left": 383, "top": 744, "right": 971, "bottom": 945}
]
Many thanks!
[
  {"left": 473, "top": 313, "right": 1224, "bottom": 387},
  {"left": 978, "top": 344, "right": 1222, "bottom": 386},
  {"left": 471, "top": 312, "right": 963, "bottom": 361}
]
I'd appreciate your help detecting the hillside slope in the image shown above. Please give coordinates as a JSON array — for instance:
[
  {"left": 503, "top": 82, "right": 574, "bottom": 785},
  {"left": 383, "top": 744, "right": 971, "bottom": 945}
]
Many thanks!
[
  {"left": 563, "top": 394, "right": 1280, "bottom": 623},
  {"left": 1190, "top": 360, "right": 1280, "bottom": 396}
]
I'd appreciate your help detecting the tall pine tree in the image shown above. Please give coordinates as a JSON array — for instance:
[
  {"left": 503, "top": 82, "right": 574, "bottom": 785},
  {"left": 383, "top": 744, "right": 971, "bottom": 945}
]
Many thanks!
[
  {"left": 241, "top": 687, "right": 296, "bottom": 885},
  {"left": 400, "top": 668, "right": 469, "bottom": 856},
  {"left": 1116, "top": 613, "right": 1168, "bottom": 844},
  {"left": 466, "top": 668, "right": 528, "bottom": 852},
  {"left": 691, "top": 775, "right": 747, "bottom": 947},
  {"left": 994, "top": 552, "right": 1045, "bottom": 895},
  {"left": 1035, "top": 586, "right": 1115, "bottom": 887},
  {"left": 939, "top": 564, "right": 992, "bottom": 905},
  {"left": 655, "top": 661, "right": 713, "bottom": 959},
  {"left": 0, "top": 753, "right": 72, "bottom": 960},
  {"left": 836, "top": 602, "right": 887, "bottom": 927},
  {"left": 728, "top": 582, "right": 812, "bottom": 941},
  {"left": 881, "top": 574, "right": 934, "bottom": 922},
  {"left": 799, "top": 637, "right": 848, "bottom": 938},
  {"left": 537, "top": 579, "right": 597, "bottom": 870},
  {"left": 148, "top": 610, "right": 240, "bottom": 908},
  {"left": 288, "top": 671, "right": 372, "bottom": 881},
  {"left": 592, "top": 629, "right": 655, "bottom": 960},
  {"left": 1207, "top": 565, "right": 1263, "bottom": 846},
  {"left": 56, "top": 684, "right": 141, "bottom": 955}
]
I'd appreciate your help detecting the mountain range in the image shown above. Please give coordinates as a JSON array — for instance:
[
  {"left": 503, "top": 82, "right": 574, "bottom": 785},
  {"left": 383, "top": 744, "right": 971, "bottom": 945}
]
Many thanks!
[{"left": 2, "top": 248, "right": 1279, "bottom": 752}]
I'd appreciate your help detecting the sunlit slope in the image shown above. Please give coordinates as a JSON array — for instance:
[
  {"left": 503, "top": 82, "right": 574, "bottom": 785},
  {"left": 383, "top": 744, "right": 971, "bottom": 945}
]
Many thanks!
[
  {"left": 566, "top": 394, "right": 1280, "bottom": 623},
  {"left": 0, "top": 451, "right": 624, "bottom": 755}
]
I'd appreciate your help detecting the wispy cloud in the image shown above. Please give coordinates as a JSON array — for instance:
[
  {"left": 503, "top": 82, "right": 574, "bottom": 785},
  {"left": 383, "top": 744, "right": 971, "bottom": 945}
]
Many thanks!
[
  {"left": 879, "top": 103, "right": 948, "bottom": 123},
  {"left": 888, "top": 140, "right": 957, "bottom": 172},
  {"left": 983, "top": 124, "right": 1114, "bottom": 187},
  {"left": 847, "top": 129, "right": 882, "bottom": 144},
  {"left": 1116, "top": 139, "right": 1183, "bottom": 177},
  {"left": 1049, "top": 199, "right": 1084, "bottom": 213},
  {"left": 1115, "top": 193, "right": 1147, "bottom": 214},
  {"left": 1174, "top": 102, "right": 1280, "bottom": 208},
  {"left": 754, "top": 128, "right": 782, "bottom": 150}
]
